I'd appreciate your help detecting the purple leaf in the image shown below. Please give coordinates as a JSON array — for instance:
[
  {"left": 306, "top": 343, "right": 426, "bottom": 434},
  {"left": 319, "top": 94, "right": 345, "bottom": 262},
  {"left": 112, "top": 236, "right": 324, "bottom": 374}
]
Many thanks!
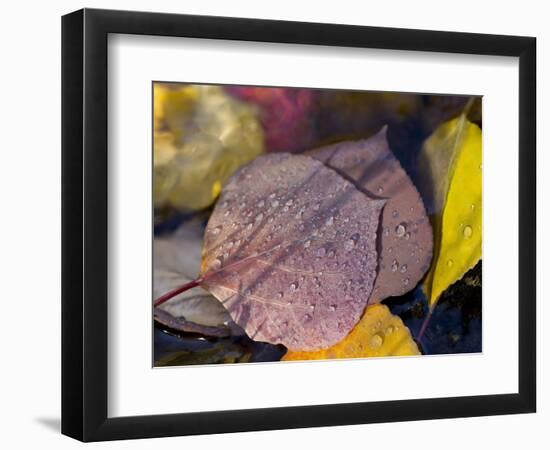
[
  {"left": 308, "top": 127, "right": 433, "bottom": 301},
  {"left": 201, "top": 153, "right": 385, "bottom": 350}
]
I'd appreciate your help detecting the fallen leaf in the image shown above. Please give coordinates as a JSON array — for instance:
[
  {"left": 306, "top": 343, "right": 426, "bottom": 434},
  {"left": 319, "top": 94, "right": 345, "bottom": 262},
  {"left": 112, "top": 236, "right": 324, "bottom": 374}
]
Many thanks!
[
  {"left": 417, "top": 114, "right": 482, "bottom": 307},
  {"left": 154, "top": 328, "right": 286, "bottom": 367},
  {"left": 201, "top": 153, "right": 386, "bottom": 351},
  {"left": 153, "top": 217, "right": 241, "bottom": 335},
  {"left": 308, "top": 127, "right": 433, "bottom": 302},
  {"left": 153, "top": 84, "right": 265, "bottom": 211},
  {"left": 283, "top": 303, "right": 419, "bottom": 360},
  {"left": 226, "top": 86, "right": 318, "bottom": 153}
]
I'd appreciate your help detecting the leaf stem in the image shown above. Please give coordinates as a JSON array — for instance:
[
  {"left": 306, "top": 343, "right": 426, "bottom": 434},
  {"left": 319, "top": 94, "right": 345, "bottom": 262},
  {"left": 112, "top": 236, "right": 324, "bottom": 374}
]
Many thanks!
[
  {"left": 153, "top": 277, "right": 205, "bottom": 307},
  {"left": 417, "top": 305, "right": 434, "bottom": 342}
]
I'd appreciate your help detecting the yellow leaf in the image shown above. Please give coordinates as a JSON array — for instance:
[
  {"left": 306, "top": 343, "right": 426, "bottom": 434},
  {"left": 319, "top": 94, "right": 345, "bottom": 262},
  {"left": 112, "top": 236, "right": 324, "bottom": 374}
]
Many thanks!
[
  {"left": 282, "top": 304, "right": 419, "bottom": 361},
  {"left": 153, "top": 84, "right": 265, "bottom": 211},
  {"left": 153, "top": 83, "right": 198, "bottom": 135},
  {"left": 419, "top": 114, "right": 482, "bottom": 306}
]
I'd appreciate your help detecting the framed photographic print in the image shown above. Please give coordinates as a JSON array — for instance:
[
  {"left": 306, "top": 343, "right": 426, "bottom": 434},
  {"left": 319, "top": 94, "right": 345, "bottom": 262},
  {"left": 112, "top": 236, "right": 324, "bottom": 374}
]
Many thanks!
[{"left": 61, "top": 8, "right": 536, "bottom": 442}]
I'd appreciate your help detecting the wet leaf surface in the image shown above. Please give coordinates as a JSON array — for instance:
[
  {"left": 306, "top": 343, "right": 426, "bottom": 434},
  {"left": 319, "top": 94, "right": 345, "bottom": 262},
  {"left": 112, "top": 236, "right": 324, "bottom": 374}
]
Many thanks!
[
  {"left": 308, "top": 127, "right": 433, "bottom": 302},
  {"left": 283, "top": 303, "right": 419, "bottom": 361},
  {"left": 201, "top": 153, "right": 385, "bottom": 350},
  {"left": 418, "top": 114, "right": 482, "bottom": 306}
]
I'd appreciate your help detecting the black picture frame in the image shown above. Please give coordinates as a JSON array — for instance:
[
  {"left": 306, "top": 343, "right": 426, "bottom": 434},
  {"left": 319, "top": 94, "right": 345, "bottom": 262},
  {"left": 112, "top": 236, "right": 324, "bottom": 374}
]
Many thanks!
[{"left": 62, "top": 8, "right": 536, "bottom": 442}]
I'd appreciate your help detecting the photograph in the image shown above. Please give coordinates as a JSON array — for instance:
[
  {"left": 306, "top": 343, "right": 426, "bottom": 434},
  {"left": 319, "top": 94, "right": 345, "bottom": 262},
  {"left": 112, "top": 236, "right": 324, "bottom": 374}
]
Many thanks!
[{"left": 152, "top": 83, "right": 482, "bottom": 366}]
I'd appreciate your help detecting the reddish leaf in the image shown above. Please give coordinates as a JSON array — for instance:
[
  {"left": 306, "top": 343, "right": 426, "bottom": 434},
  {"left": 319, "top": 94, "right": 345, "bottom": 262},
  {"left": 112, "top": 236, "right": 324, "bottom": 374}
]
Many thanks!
[
  {"left": 200, "top": 153, "right": 385, "bottom": 350},
  {"left": 226, "top": 87, "right": 317, "bottom": 153},
  {"left": 307, "top": 127, "right": 433, "bottom": 301}
]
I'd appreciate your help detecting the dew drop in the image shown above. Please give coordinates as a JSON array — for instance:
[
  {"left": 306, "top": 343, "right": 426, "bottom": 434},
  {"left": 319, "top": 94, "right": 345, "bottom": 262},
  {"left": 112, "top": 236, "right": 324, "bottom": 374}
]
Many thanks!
[
  {"left": 212, "top": 226, "right": 222, "bottom": 235},
  {"left": 344, "top": 239, "right": 355, "bottom": 251},
  {"left": 289, "top": 283, "right": 298, "bottom": 292},
  {"left": 325, "top": 216, "right": 334, "bottom": 226},
  {"left": 400, "top": 264, "right": 408, "bottom": 273},
  {"left": 370, "top": 333, "right": 384, "bottom": 349},
  {"left": 404, "top": 232, "right": 411, "bottom": 240},
  {"left": 304, "top": 314, "right": 312, "bottom": 321},
  {"left": 329, "top": 305, "right": 337, "bottom": 312},
  {"left": 257, "top": 200, "right": 265, "bottom": 208},
  {"left": 395, "top": 223, "right": 406, "bottom": 237},
  {"left": 212, "top": 257, "right": 223, "bottom": 269},
  {"left": 304, "top": 240, "right": 311, "bottom": 248},
  {"left": 328, "top": 250, "right": 335, "bottom": 258},
  {"left": 317, "top": 247, "right": 326, "bottom": 257},
  {"left": 391, "top": 260, "right": 399, "bottom": 272},
  {"left": 386, "top": 325, "right": 395, "bottom": 335},
  {"left": 463, "top": 225, "right": 473, "bottom": 239},
  {"left": 276, "top": 292, "right": 283, "bottom": 299},
  {"left": 377, "top": 186, "right": 384, "bottom": 194},
  {"left": 447, "top": 259, "right": 454, "bottom": 267},
  {"left": 383, "top": 227, "right": 390, "bottom": 237},
  {"left": 271, "top": 200, "right": 279, "bottom": 208},
  {"left": 392, "top": 210, "right": 399, "bottom": 218},
  {"left": 255, "top": 213, "right": 264, "bottom": 221},
  {"left": 285, "top": 199, "right": 294, "bottom": 206},
  {"left": 246, "top": 223, "right": 253, "bottom": 230},
  {"left": 403, "top": 277, "right": 410, "bottom": 285},
  {"left": 313, "top": 203, "right": 321, "bottom": 211}
]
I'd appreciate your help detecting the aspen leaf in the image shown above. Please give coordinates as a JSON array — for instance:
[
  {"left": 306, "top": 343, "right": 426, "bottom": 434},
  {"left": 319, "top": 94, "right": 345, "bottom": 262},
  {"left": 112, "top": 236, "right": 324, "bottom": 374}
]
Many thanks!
[
  {"left": 201, "top": 153, "right": 386, "bottom": 351},
  {"left": 283, "top": 304, "right": 419, "bottom": 361},
  {"left": 418, "top": 115, "right": 482, "bottom": 306},
  {"left": 308, "top": 127, "right": 433, "bottom": 302}
]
